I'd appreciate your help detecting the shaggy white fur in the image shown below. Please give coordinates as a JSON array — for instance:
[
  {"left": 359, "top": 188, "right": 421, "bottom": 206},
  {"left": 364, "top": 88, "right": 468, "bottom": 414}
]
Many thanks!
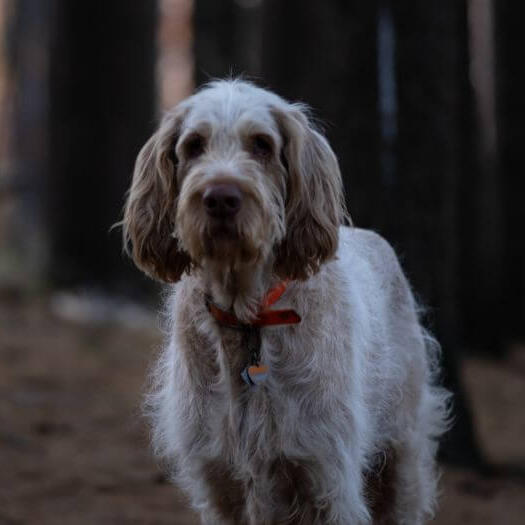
[{"left": 123, "top": 80, "right": 451, "bottom": 524}]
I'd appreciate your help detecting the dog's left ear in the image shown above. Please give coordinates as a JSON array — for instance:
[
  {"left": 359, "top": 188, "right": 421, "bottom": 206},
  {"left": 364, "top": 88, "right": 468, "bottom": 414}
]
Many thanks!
[{"left": 272, "top": 104, "right": 348, "bottom": 280}]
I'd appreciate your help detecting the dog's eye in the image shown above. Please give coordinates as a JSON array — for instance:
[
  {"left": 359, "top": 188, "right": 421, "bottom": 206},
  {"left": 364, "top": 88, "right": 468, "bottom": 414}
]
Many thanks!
[
  {"left": 184, "top": 134, "right": 205, "bottom": 159},
  {"left": 250, "top": 134, "right": 273, "bottom": 159}
]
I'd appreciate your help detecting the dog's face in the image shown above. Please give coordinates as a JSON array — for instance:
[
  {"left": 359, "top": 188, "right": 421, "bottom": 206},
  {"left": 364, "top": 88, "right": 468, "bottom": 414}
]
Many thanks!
[
  {"left": 123, "top": 80, "right": 347, "bottom": 283},
  {"left": 174, "top": 84, "right": 288, "bottom": 271}
]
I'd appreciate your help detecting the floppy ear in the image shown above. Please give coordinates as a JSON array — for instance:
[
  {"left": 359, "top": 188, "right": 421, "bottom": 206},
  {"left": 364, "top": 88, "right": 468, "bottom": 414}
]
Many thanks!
[
  {"left": 122, "top": 107, "right": 192, "bottom": 282},
  {"left": 272, "top": 104, "right": 349, "bottom": 280}
]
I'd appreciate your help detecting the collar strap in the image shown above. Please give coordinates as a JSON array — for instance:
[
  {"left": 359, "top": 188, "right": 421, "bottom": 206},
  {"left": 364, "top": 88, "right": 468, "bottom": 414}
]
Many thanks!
[{"left": 206, "top": 281, "right": 301, "bottom": 328}]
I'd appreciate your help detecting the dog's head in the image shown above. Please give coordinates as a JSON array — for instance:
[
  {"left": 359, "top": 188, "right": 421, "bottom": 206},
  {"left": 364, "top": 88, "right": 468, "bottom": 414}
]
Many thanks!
[{"left": 123, "top": 80, "right": 347, "bottom": 282}]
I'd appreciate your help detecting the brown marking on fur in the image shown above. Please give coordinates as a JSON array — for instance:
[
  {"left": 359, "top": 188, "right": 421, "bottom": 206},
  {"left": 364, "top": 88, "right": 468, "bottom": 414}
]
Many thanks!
[
  {"left": 177, "top": 285, "right": 219, "bottom": 386},
  {"left": 219, "top": 327, "right": 253, "bottom": 393},
  {"left": 365, "top": 448, "right": 398, "bottom": 525},
  {"left": 203, "top": 460, "right": 246, "bottom": 524}
]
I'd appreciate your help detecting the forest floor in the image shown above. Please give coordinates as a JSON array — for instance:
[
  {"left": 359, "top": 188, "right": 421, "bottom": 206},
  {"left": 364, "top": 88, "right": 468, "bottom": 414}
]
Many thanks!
[{"left": 1, "top": 292, "right": 525, "bottom": 525}]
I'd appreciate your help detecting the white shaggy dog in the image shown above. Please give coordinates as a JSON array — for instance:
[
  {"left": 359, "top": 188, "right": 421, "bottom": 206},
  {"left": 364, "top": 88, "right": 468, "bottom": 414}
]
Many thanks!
[{"left": 123, "top": 80, "right": 450, "bottom": 524}]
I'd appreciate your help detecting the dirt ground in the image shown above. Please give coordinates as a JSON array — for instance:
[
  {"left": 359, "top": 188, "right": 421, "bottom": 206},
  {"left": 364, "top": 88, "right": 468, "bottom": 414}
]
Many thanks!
[{"left": 1, "top": 293, "right": 524, "bottom": 525}]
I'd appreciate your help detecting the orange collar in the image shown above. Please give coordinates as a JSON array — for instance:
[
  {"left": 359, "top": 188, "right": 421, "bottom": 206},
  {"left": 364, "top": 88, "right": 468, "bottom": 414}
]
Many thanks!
[{"left": 206, "top": 281, "right": 301, "bottom": 328}]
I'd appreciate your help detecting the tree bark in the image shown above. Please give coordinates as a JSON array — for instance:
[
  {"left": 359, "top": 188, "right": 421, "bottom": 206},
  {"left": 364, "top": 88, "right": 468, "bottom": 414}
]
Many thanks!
[
  {"left": 458, "top": 0, "right": 504, "bottom": 354},
  {"left": 494, "top": 0, "right": 525, "bottom": 343},
  {"left": 46, "top": 1, "right": 157, "bottom": 294},
  {"left": 391, "top": 0, "right": 483, "bottom": 467},
  {"left": 2, "top": 0, "right": 52, "bottom": 286}
]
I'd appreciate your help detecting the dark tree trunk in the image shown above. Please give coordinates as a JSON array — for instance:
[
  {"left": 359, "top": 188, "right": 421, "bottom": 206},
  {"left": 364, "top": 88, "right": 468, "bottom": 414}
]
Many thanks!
[
  {"left": 3, "top": 0, "right": 52, "bottom": 286},
  {"left": 459, "top": 1, "right": 504, "bottom": 354},
  {"left": 494, "top": 1, "right": 525, "bottom": 343},
  {"left": 45, "top": 1, "right": 158, "bottom": 294},
  {"left": 6, "top": 1, "right": 158, "bottom": 295},
  {"left": 391, "top": 0, "right": 483, "bottom": 467},
  {"left": 260, "top": 0, "right": 382, "bottom": 228}
]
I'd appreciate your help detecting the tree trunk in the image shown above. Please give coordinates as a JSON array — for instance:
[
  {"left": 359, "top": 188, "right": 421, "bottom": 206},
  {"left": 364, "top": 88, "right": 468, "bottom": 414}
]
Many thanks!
[
  {"left": 458, "top": 0, "right": 504, "bottom": 354},
  {"left": 2, "top": 0, "right": 52, "bottom": 287},
  {"left": 391, "top": 0, "right": 483, "bottom": 467},
  {"left": 46, "top": 1, "right": 158, "bottom": 294},
  {"left": 494, "top": 0, "right": 525, "bottom": 343}
]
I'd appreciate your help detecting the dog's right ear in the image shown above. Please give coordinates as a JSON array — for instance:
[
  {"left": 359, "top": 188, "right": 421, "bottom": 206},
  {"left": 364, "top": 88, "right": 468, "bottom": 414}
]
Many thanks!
[{"left": 122, "top": 107, "right": 192, "bottom": 282}]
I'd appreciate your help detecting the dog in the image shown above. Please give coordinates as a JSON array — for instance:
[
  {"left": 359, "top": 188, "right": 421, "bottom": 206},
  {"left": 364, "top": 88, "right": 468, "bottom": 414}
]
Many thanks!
[{"left": 122, "top": 79, "right": 450, "bottom": 524}]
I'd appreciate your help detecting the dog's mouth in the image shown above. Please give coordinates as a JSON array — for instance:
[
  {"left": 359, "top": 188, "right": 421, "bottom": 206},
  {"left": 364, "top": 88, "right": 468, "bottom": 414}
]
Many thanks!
[
  {"left": 201, "top": 218, "right": 263, "bottom": 265},
  {"left": 207, "top": 218, "right": 239, "bottom": 239},
  {"left": 203, "top": 219, "right": 239, "bottom": 258}
]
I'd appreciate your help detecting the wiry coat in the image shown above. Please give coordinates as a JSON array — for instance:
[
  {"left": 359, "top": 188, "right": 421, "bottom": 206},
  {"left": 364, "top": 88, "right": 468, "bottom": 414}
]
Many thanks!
[{"left": 123, "top": 80, "right": 450, "bottom": 524}]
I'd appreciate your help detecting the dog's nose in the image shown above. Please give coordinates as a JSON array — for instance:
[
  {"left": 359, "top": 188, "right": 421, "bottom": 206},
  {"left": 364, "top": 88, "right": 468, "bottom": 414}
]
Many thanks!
[{"left": 202, "top": 184, "right": 242, "bottom": 218}]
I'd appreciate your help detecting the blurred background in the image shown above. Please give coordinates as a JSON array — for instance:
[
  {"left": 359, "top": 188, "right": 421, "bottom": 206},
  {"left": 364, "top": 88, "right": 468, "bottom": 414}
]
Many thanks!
[{"left": 1, "top": 1, "right": 524, "bottom": 523}]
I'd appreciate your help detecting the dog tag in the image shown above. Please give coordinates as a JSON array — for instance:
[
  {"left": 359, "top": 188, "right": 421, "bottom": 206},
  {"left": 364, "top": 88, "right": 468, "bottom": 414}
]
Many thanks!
[{"left": 241, "top": 364, "right": 269, "bottom": 387}]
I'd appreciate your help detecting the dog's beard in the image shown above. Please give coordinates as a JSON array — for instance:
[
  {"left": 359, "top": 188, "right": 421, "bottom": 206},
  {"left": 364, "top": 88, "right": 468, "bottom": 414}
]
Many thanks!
[{"left": 202, "top": 228, "right": 258, "bottom": 265}]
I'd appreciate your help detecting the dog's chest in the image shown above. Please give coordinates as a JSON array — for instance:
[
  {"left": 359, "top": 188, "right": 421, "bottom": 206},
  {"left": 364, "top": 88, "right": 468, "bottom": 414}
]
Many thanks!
[
  {"left": 213, "top": 326, "right": 296, "bottom": 443},
  {"left": 201, "top": 327, "right": 333, "bottom": 522},
  {"left": 178, "top": 286, "right": 326, "bottom": 458}
]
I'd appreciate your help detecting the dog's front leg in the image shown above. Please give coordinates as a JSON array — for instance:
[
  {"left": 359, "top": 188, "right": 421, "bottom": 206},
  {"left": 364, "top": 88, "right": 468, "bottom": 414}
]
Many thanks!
[
  {"left": 262, "top": 452, "right": 371, "bottom": 525},
  {"left": 317, "top": 454, "right": 372, "bottom": 525}
]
